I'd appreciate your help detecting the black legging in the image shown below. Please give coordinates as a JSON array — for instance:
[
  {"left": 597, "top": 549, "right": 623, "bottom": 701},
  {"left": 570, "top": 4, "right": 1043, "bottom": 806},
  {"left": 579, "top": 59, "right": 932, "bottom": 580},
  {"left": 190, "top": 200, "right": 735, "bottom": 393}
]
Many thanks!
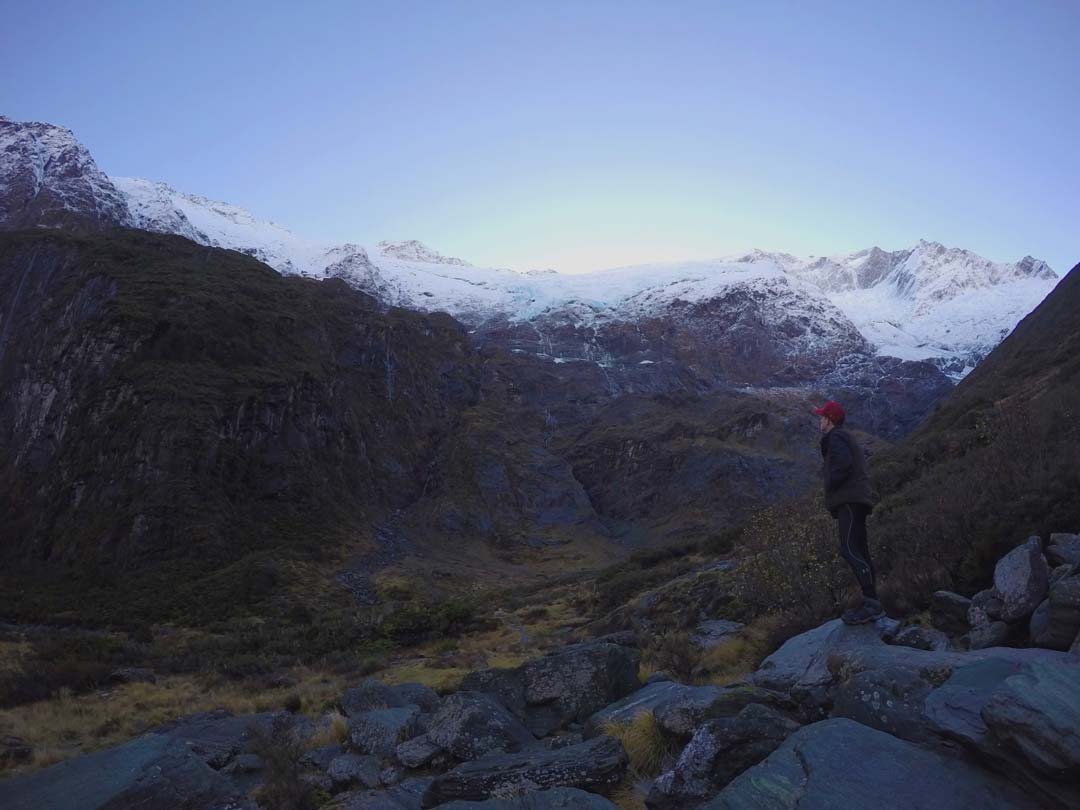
[{"left": 836, "top": 502, "right": 877, "bottom": 599}]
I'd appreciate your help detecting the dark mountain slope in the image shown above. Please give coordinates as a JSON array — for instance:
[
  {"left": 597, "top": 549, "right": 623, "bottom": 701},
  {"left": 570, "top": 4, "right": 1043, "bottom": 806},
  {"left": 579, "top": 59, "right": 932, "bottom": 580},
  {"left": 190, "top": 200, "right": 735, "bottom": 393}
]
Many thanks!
[
  {"left": 869, "top": 261, "right": 1080, "bottom": 597},
  {"left": 0, "top": 229, "right": 487, "bottom": 606}
]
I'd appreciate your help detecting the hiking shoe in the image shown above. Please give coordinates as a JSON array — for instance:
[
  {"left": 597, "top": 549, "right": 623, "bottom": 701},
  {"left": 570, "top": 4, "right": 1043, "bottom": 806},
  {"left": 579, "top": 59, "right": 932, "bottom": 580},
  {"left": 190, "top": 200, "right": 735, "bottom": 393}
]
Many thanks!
[{"left": 842, "top": 599, "right": 885, "bottom": 625}]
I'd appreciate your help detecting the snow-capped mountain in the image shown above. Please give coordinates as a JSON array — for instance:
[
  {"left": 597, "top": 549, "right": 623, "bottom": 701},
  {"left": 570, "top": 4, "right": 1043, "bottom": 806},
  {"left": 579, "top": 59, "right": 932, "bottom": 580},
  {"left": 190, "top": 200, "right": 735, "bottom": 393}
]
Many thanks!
[
  {"left": 0, "top": 116, "right": 131, "bottom": 230},
  {"left": 732, "top": 243, "right": 1059, "bottom": 376},
  {"left": 0, "top": 116, "right": 1059, "bottom": 381}
]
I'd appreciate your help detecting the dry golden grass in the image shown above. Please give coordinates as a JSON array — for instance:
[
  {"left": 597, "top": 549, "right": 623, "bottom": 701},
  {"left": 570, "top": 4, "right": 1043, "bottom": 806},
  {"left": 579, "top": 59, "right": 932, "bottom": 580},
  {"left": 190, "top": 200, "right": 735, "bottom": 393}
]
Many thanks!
[
  {"left": 305, "top": 708, "right": 348, "bottom": 749},
  {"left": 601, "top": 710, "right": 674, "bottom": 778},
  {"left": 0, "top": 667, "right": 350, "bottom": 779},
  {"left": 701, "top": 613, "right": 789, "bottom": 685},
  {"left": 609, "top": 777, "right": 649, "bottom": 810},
  {"left": 379, "top": 662, "right": 468, "bottom": 693}
]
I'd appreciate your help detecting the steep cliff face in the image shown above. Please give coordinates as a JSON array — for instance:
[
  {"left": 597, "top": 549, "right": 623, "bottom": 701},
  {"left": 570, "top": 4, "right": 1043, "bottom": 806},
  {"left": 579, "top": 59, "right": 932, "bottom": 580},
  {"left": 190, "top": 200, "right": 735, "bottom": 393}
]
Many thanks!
[
  {"left": 0, "top": 230, "right": 859, "bottom": 625},
  {"left": 0, "top": 229, "right": 485, "bottom": 572}
]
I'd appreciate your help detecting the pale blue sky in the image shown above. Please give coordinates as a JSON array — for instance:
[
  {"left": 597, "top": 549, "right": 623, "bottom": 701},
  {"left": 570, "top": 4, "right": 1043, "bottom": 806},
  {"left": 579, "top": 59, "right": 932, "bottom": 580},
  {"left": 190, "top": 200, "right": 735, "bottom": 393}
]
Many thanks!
[{"left": 2, "top": 1, "right": 1077, "bottom": 274}]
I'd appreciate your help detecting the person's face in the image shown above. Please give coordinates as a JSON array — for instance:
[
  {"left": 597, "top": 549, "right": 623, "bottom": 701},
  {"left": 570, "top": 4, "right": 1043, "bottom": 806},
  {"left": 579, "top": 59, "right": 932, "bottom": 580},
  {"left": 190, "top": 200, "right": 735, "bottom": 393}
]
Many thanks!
[{"left": 819, "top": 414, "right": 833, "bottom": 433}]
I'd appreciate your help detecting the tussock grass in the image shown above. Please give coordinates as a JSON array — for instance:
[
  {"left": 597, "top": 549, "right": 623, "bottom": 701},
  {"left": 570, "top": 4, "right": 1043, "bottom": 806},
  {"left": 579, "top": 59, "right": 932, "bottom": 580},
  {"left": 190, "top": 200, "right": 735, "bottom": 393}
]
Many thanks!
[
  {"left": 0, "top": 668, "right": 347, "bottom": 778},
  {"left": 306, "top": 708, "right": 348, "bottom": 749},
  {"left": 609, "top": 777, "right": 649, "bottom": 810},
  {"left": 601, "top": 710, "right": 675, "bottom": 778}
]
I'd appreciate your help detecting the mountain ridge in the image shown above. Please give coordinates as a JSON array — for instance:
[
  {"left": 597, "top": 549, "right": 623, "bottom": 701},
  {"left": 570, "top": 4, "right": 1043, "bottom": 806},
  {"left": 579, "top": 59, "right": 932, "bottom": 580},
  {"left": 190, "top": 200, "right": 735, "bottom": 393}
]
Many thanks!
[{"left": 0, "top": 115, "right": 1058, "bottom": 381}]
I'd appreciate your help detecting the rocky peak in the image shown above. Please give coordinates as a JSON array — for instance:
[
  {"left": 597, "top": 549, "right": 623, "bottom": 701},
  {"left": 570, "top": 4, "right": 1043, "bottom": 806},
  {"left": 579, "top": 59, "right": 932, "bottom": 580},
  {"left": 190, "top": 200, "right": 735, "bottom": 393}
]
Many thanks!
[
  {"left": 0, "top": 116, "right": 132, "bottom": 231},
  {"left": 376, "top": 239, "right": 471, "bottom": 266}
]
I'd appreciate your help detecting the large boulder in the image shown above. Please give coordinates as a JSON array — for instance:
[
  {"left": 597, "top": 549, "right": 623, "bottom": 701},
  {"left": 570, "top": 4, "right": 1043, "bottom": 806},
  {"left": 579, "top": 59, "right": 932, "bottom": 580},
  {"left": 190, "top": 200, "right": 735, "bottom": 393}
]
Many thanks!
[
  {"left": 646, "top": 704, "right": 800, "bottom": 809},
  {"left": 396, "top": 734, "right": 447, "bottom": 769},
  {"left": 342, "top": 680, "right": 440, "bottom": 717},
  {"left": 961, "top": 620, "right": 1011, "bottom": 651},
  {"left": 425, "top": 692, "right": 536, "bottom": 762},
  {"left": 981, "top": 661, "right": 1080, "bottom": 779},
  {"left": 349, "top": 706, "right": 423, "bottom": 756},
  {"left": 922, "top": 657, "right": 1080, "bottom": 808},
  {"left": 0, "top": 732, "right": 257, "bottom": 810},
  {"left": 332, "top": 776, "right": 433, "bottom": 809},
  {"left": 968, "top": 588, "right": 1004, "bottom": 627},
  {"left": 1047, "top": 533, "right": 1080, "bottom": 567},
  {"left": 930, "top": 591, "right": 971, "bottom": 636},
  {"left": 831, "top": 666, "right": 937, "bottom": 745},
  {"left": 890, "top": 624, "right": 951, "bottom": 652},
  {"left": 753, "top": 616, "right": 1080, "bottom": 705},
  {"left": 148, "top": 709, "right": 289, "bottom": 769},
  {"left": 420, "top": 736, "right": 628, "bottom": 808},
  {"left": 993, "top": 537, "right": 1050, "bottom": 622},
  {"left": 700, "top": 718, "right": 1041, "bottom": 809},
  {"left": 328, "top": 752, "right": 384, "bottom": 790},
  {"left": 1031, "top": 575, "right": 1080, "bottom": 650},
  {"left": 431, "top": 787, "right": 617, "bottom": 809},
  {"left": 461, "top": 642, "right": 640, "bottom": 737},
  {"left": 585, "top": 680, "right": 796, "bottom": 740}
]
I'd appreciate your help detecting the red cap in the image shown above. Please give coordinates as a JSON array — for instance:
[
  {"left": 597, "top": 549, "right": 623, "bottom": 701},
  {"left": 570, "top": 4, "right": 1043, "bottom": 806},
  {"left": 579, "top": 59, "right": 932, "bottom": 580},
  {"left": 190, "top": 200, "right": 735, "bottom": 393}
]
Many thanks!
[{"left": 814, "top": 401, "right": 845, "bottom": 424}]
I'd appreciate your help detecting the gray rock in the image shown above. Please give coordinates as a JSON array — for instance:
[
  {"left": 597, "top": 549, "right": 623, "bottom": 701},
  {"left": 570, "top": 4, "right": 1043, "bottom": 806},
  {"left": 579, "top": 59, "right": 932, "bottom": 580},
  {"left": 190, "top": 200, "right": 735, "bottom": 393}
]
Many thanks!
[
  {"left": 426, "top": 692, "right": 535, "bottom": 762},
  {"left": 342, "top": 680, "right": 411, "bottom": 716},
  {"left": 329, "top": 752, "right": 384, "bottom": 789},
  {"left": 301, "top": 743, "right": 345, "bottom": 772},
  {"left": 890, "top": 624, "right": 951, "bottom": 652},
  {"left": 300, "top": 770, "right": 334, "bottom": 792},
  {"left": 962, "top": 620, "right": 1010, "bottom": 650},
  {"left": 343, "top": 680, "right": 440, "bottom": 716},
  {"left": 0, "top": 732, "right": 257, "bottom": 810},
  {"left": 832, "top": 666, "right": 936, "bottom": 744},
  {"left": 396, "top": 734, "right": 445, "bottom": 769},
  {"left": 1031, "top": 575, "right": 1080, "bottom": 650},
  {"left": 930, "top": 590, "right": 971, "bottom": 635},
  {"left": 148, "top": 709, "right": 287, "bottom": 769},
  {"left": 584, "top": 680, "right": 796, "bottom": 740},
  {"left": 993, "top": 537, "right": 1050, "bottom": 621},
  {"left": 431, "top": 787, "right": 618, "bottom": 808},
  {"left": 1050, "top": 563, "right": 1077, "bottom": 587},
  {"left": 381, "top": 764, "right": 405, "bottom": 787},
  {"left": 1071, "top": 629, "right": 1080, "bottom": 655},
  {"left": 584, "top": 681, "right": 718, "bottom": 739},
  {"left": 1029, "top": 599, "right": 1051, "bottom": 644},
  {"left": 981, "top": 660, "right": 1080, "bottom": 778},
  {"left": 588, "top": 631, "right": 640, "bottom": 648},
  {"left": 968, "top": 588, "right": 1003, "bottom": 627},
  {"left": 108, "top": 667, "right": 156, "bottom": 685},
  {"left": 394, "top": 683, "right": 443, "bottom": 714},
  {"left": 646, "top": 704, "right": 800, "bottom": 809},
  {"left": 700, "top": 717, "right": 1041, "bottom": 809},
  {"left": 462, "top": 642, "right": 640, "bottom": 737},
  {"left": 221, "top": 752, "right": 263, "bottom": 774},
  {"left": 335, "top": 777, "right": 435, "bottom": 810},
  {"left": 1047, "top": 533, "right": 1080, "bottom": 567},
  {"left": 923, "top": 657, "right": 1032, "bottom": 748},
  {"left": 752, "top": 617, "right": 1078, "bottom": 709},
  {"left": 420, "top": 736, "right": 628, "bottom": 808},
  {"left": 690, "top": 620, "right": 745, "bottom": 650},
  {"left": 350, "top": 706, "right": 422, "bottom": 756}
]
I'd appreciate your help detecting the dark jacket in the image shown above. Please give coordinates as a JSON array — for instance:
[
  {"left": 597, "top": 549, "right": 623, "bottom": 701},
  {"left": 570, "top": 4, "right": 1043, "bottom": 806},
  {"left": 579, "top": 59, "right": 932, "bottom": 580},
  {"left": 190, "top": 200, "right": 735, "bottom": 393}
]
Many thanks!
[{"left": 820, "top": 427, "right": 875, "bottom": 516}]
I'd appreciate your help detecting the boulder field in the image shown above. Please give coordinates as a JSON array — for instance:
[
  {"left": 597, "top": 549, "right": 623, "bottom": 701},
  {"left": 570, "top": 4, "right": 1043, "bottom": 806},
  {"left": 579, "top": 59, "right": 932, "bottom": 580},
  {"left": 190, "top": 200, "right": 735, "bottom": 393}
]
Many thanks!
[{"left": 2, "top": 533, "right": 1079, "bottom": 809}]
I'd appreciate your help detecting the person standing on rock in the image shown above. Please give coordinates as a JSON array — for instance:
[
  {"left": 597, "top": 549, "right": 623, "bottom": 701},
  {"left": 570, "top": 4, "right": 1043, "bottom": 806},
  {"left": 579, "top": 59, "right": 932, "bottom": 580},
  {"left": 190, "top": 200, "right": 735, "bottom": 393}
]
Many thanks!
[{"left": 815, "top": 401, "right": 883, "bottom": 624}]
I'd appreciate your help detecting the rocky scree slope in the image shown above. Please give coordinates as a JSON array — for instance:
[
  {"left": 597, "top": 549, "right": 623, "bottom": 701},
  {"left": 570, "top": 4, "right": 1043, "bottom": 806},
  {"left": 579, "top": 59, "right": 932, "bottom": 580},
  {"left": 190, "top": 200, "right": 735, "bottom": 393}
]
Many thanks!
[{"left": 2, "top": 532, "right": 1078, "bottom": 809}]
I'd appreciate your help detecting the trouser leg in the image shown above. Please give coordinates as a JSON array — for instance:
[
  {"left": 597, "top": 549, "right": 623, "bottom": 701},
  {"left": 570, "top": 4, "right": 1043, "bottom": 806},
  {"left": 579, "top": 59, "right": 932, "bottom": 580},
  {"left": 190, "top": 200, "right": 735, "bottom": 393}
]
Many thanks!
[{"left": 837, "top": 503, "right": 877, "bottom": 599}]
